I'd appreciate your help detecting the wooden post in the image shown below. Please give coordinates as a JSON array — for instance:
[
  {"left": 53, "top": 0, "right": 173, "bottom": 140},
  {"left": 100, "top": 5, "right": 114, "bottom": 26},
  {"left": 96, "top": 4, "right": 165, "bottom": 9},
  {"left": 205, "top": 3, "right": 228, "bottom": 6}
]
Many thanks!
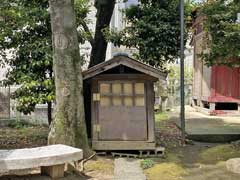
[
  {"left": 180, "top": 0, "right": 186, "bottom": 145},
  {"left": 210, "top": 102, "right": 215, "bottom": 111},
  {"left": 41, "top": 164, "right": 65, "bottom": 178},
  {"left": 146, "top": 81, "right": 155, "bottom": 142}
]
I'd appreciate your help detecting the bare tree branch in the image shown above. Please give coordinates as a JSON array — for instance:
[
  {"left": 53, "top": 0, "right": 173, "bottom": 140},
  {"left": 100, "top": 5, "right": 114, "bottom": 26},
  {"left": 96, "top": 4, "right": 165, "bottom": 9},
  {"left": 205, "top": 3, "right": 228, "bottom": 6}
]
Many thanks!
[{"left": 79, "top": 20, "right": 94, "bottom": 47}]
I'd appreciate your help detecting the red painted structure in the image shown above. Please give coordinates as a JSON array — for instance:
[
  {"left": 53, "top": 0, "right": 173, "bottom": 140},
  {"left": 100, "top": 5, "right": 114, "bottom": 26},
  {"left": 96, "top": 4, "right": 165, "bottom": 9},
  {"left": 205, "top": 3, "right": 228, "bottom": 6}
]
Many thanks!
[
  {"left": 192, "top": 15, "right": 240, "bottom": 115},
  {"left": 210, "top": 66, "right": 240, "bottom": 103}
]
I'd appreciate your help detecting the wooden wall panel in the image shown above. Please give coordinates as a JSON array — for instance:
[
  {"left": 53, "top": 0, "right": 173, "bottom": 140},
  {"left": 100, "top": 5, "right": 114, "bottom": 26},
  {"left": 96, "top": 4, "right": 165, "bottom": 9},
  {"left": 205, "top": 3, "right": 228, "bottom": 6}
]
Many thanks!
[
  {"left": 202, "top": 65, "right": 211, "bottom": 99},
  {"left": 210, "top": 66, "right": 240, "bottom": 102},
  {"left": 193, "top": 35, "right": 203, "bottom": 99}
]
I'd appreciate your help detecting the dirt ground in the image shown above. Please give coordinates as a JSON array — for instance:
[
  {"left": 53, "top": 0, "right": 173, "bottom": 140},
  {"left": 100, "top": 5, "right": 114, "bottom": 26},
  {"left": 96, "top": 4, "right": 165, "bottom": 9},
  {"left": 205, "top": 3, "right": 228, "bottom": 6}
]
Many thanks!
[
  {"left": 144, "top": 111, "right": 240, "bottom": 180},
  {"left": 144, "top": 142, "right": 240, "bottom": 180},
  {"left": 1, "top": 114, "right": 240, "bottom": 180},
  {"left": 0, "top": 126, "right": 48, "bottom": 149},
  {"left": 0, "top": 157, "right": 114, "bottom": 180},
  {"left": 0, "top": 125, "right": 114, "bottom": 180}
]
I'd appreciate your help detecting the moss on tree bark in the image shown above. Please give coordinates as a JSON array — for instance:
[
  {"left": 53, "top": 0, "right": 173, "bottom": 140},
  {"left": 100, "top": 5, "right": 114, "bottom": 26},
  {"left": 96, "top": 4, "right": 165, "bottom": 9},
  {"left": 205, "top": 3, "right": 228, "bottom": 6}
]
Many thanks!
[{"left": 48, "top": 0, "right": 91, "bottom": 157}]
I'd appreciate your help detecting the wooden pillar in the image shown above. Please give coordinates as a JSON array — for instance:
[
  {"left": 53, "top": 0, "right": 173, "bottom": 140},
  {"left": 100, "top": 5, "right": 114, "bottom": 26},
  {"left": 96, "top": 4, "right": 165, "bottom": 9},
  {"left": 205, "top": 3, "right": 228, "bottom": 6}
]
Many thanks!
[
  {"left": 200, "top": 100, "right": 204, "bottom": 108},
  {"left": 41, "top": 164, "right": 65, "bottom": 178},
  {"left": 91, "top": 79, "right": 99, "bottom": 141},
  {"left": 146, "top": 81, "right": 155, "bottom": 142},
  {"left": 210, "top": 103, "right": 216, "bottom": 112},
  {"left": 197, "top": 99, "right": 201, "bottom": 107}
]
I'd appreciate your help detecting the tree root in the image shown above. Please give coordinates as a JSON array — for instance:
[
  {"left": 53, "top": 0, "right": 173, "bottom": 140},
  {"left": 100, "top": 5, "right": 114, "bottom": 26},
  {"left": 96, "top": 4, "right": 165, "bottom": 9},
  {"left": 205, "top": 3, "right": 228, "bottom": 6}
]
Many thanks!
[{"left": 78, "top": 151, "right": 96, "bottom": 172}]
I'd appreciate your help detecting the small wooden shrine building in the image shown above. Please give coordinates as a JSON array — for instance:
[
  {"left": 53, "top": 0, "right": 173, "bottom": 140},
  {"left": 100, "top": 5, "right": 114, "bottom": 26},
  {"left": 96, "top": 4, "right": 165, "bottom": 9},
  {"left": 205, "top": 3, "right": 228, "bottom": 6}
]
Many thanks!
[{"left": 83, "top": 55, "right": 166, "bottom": 150}]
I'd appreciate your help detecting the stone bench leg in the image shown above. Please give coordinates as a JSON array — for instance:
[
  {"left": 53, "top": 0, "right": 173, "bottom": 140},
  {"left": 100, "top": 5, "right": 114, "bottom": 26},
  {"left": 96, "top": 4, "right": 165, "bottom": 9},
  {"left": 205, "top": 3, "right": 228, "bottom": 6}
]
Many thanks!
[{"left": 41, "top": 164, "right": 65, "bottom": 178}]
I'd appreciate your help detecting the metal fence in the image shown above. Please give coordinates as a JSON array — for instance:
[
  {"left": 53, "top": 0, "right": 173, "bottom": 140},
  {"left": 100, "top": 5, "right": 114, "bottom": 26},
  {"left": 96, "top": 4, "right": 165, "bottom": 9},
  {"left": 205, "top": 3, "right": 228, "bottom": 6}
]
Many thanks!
[
  {"left": 155, "top": 78, "right": 192, "bottom": 111},
  {"left": 0, "top": 87, "right": 10, "bottom": 118}
]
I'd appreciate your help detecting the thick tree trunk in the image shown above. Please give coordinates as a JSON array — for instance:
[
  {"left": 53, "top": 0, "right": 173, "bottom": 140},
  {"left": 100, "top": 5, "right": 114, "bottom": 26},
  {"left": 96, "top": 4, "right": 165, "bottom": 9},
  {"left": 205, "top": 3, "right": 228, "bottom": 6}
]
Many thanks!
[
  {"left": 48, "top": 0, "right": 91, "bottom": 157},
  {"left": 88, "top": 0, "right": 115, "bottom": 68}
]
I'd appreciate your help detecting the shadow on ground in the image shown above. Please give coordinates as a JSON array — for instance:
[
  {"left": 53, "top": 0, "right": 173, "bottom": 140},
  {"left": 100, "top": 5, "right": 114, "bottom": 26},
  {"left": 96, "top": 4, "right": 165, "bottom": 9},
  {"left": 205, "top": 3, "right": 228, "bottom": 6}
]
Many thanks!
[
  {"left": 170, "top": 106, "right": 240, "bottom": 142},
  {"left": 146, "top": 110, "right": 240, "bottom": 180}
]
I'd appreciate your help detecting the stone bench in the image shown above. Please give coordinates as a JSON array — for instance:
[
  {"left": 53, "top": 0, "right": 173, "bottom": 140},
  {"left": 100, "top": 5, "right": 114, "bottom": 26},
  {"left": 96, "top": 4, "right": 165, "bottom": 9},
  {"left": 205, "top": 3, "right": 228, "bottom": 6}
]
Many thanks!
[{"left": 0, "top": 144, "right": 83, "bottom": 178}]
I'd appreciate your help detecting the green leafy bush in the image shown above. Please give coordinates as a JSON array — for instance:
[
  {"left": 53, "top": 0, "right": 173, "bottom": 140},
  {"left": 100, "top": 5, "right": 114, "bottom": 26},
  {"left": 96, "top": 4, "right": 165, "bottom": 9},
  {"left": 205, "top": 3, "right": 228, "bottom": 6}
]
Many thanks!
[
  {"left": 8, "top": 119, "right": 29, "bottom": 129},
  {"left": 200, "top": 0, "right": 240, "bottom": 67},
  {"left": 141, "top": 159, "right": 155, "bottom": 169}
]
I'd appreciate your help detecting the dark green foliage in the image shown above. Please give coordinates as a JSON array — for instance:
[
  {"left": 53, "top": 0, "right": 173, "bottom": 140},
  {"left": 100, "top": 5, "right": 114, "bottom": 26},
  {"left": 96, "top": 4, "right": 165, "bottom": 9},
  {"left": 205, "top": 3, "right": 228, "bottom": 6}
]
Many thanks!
[
  {"left": 0, "top": 0, "right": 54, "bottom": 117},
  {"left": 8, "top": 119, "right": 29, "bottom": 129},
  {"left": 75, "top": 0, "right": 93, "bottom": 46},
  {"left": 0, "top": 0, "right": 89, "bottom": 124},
  {"left": 106, "top": 0, "right": 194, "bottom": 69},
  {"left": 200, "top": 0, "right": 240, "bottom": 67}
]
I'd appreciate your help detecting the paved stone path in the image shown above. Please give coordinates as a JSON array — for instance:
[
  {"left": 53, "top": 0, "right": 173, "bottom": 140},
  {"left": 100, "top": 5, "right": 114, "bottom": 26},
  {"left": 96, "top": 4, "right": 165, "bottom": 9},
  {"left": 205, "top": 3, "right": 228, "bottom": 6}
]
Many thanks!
[
  {"left": 114, "top": 158, "right": 146, "bottom": 180},
  {"left": 171, "top": 106, "right": 240, "bottom": 135}
]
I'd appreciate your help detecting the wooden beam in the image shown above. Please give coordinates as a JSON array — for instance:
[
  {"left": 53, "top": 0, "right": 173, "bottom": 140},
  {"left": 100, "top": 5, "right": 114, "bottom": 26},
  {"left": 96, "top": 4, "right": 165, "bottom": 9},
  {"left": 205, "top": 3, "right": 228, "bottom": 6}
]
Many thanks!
[
  {"left": 83, "top": 55, "right": 167, "bottom": 80},
  {"left": 92, "top": 74, "right": 157, "bottom": 81},
  {"left": 92, "top": 141, "right": 156, "bottom": 150}
]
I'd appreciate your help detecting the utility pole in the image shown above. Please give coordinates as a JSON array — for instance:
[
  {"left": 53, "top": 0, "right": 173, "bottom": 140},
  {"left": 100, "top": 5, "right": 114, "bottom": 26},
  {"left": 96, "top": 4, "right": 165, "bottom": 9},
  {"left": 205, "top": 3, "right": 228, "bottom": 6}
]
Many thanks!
[{"left": 180, "top": 0, "right": 185, "bottom": 144}]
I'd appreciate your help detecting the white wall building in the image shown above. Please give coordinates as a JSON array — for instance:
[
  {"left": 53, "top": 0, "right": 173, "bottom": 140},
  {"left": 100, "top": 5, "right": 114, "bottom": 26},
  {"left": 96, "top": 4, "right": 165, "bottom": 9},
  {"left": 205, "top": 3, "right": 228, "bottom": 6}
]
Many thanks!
[
  {"left": 80, "top": 0, "right": 138, "bottom": 67},
  {"left": 0, "top": 0, "right": 194, "bottom": 123}
]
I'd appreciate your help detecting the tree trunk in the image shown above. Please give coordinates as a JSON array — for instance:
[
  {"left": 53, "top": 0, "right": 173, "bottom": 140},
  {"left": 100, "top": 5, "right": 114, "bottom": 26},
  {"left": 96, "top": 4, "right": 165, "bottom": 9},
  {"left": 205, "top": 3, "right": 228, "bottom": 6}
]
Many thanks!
[
  {"left": 47, "top": 102, "right": 52, "bottom": 125},
  {"left": 88, "top": 0, "right": 115, "bottom": 68},
  {"left": 48, "top": 0, "right": 91, "bottom": 157},
  {"left": 47, "top": 69, "right": 53, "bottom": 126}
]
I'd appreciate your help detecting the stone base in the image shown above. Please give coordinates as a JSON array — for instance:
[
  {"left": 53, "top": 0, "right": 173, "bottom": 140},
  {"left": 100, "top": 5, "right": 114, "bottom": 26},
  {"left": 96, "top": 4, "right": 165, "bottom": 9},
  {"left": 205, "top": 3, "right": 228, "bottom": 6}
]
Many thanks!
[
  {"left": 41, "top": 164, "right": 65, "bottom": 178},
  {"left": 192, "top": 99, "right": 240, "bottom": 116},
  {"left": 226, "top": 158, "right": 240, "bottom": 174}
]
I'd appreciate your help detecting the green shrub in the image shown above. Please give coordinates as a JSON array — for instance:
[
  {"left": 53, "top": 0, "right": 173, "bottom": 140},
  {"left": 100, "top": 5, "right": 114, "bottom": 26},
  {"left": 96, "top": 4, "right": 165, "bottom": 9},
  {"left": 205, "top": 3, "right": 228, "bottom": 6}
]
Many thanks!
[
  {"left": 8, "top": 119, "right": 29, "bottom": 129},
  {"left": 141, "top": 159, "right": 155, "bottom": 169}
]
